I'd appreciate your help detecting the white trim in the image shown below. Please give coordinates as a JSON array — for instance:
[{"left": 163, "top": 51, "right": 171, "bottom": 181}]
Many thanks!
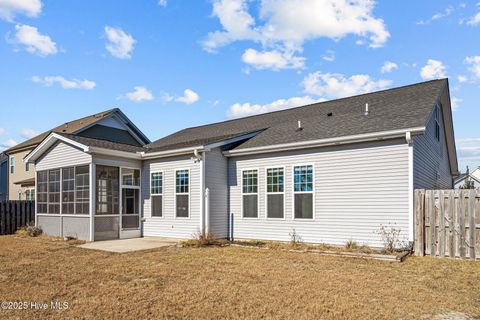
[
  {"left": 150, "top": 170, "right": 164, "bottom": 219},
  {"left": 265, "top": 166, "right": 286, "bottom": 220},
  {"left": 89, "top": 147, "right": 142, "bottom": 160},
  {"left": 407, "top": 136, "right": 414, "bottom": 242},
  {"left": 174, "top": 168, "right": 191, "bottom": 219},
  {"left": 224, "top": 127, "right": 426, "bottom": 157},
  {"left": 200, "top": 152, "right": 206, "bottom": 233},
  {"left": 140, "top": 146, "right": 205, "bottom": 160},
  {"left": 25, "top": 132, "right": 89, "bottom": 163},
  {"left": 291, "top": 163, "right": 315, "bottom": 221},
  {"left": 89, "top": 163, "right": 95, "bottom": 241},
  {"left": 240, "top": 168, "right": 260, "bottom": 219},
  {"left": 37, "top": 214, "right": 90, "bottom": 218}
]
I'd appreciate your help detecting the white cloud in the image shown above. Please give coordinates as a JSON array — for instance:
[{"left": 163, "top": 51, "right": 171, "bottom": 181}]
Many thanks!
[
  {"left": 302, "top": 71, "right": 392, "bottom": 99},
  {"left": 164, "top": 89, "right": 200, "bottom": 104},
  {"left": 19, "top": 128, "right": 39, "bottom": 139},
  {"left": 32, "top": 75, "right": 96, "bottom": 90},
  {"left": 321, "top": 50, "right": 335, "bottom": 62},
  {"left": 0, "top": 139, "right": 18, "bottom": 150},
  {"left": 11, "top": 24, "right": 57, "bottom": 56},
  {"left": 467, "top": 12, "right": 480, "bottom": 25},
  {"left": 458, "top": 75, "right": 468, "bottom": 83},
  {"left": 203, "top": 0, "right": 389, "bottom": 70},
  {"left": 158, "top": 0, "right": 167, "bottom": 7},
  {"left": 227, "top": 96, "right": 320, "bottom": 118},
  {"left": 124, "top": 86, "right": 154, "bottom": 103},
  {"left": 420, "top": 59, "right": 447, "bottom": 80},
  {"left": 380, "top": 61, "right": 398, "bottom": 74},
  {"left": 0, "top": 0, "right": 42, "bottom": 22},
  {"left": 465, "top": 56, "right": 480, "bottom": 79},
  {"left": 417, "top": 6, "right": 454, "bottom": 25},
  {"left": 241, "top": 48, "right": 305, "bottom": 70},
  {"left": 104, "top": 26, "right": 135, "bottom": 59},
  {"left": 0, "top": 128, "right": 5, "bottom": 136},
  {"left": 451, "top": 97, "right": 462, "bottom": 112}
]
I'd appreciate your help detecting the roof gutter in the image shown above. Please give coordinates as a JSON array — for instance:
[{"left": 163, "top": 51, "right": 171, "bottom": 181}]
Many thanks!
[
  {"left": 223, "top": 127, "right": 426, "bottom": 157},
  {"left": 139, "top": 145, "right": 206, "bottom": 160}
]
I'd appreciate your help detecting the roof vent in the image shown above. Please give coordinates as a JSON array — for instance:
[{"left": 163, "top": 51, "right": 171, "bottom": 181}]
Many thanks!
[
  {"left": 364, "top": 103, "right": 369, "bottom": 116},
  {"left": 296, "top": 120, "right": 303, "bottom": 131},
  {"left": 327, "top": 112, "right": 333, "bottom": 117}
]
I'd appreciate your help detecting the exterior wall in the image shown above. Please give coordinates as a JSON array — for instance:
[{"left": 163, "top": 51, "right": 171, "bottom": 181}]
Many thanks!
[
  {"left": 413, "top": 96, "right": 453, "bottom": 189},
  {"left": 454, "top": 176, "right": 480, "bottom": 189},
  {"left": 36, "top": 142, "right": 91, "bottom": 171},
  {"left": 142, "top": 155, "right": 201, "bottom": 239},
  {"left": 205, "top": 147, "right": 229, "bottom": 238},
  {"left": 0, "top": 155, "right": 7, "bottom": 201},
  {"left": 471, "top": 168, "right": 480, "bottom": 181},
  {"left": 8, "top": 149, "right": 35, "bottom": 200},
  {"left": 35, "top": 141, "right": 92, "bottom": 241},
  {"left": 228, "top": 139, "right": 410, "bottom": 247}
]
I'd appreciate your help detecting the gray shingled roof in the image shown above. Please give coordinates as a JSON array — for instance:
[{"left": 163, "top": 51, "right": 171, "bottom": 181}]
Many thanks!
[
  {"left": 146, "top": 79, "right": 447, "bottom": 152},
  {"left": 57, "top": 133, "right": 146, "bottom": 153}
]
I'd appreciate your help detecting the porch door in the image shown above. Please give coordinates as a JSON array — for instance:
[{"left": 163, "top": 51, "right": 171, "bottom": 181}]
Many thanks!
[{"left": 120, "top": 168, "right": 141, "bottom": 239}]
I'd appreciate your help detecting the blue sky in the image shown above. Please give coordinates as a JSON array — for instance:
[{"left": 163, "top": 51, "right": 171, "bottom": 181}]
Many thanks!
[{"left": 0, "top": 0, "right": 479, "bottom": 171}]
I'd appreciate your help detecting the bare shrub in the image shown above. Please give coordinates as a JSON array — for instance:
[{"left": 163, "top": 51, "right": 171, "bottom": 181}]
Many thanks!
[
  {"left": 182, "top": 231, "right": 227, "bottom": 247},
  {"left": 16, "top": 223, "right": 42, "bottom": 237},
  {"left": 345, "top": 239, "right": 358, "bottom": 250},
  {"left": 289, "top": 228, "right": 303, "bottom": 248},
  {"left": 375, "top": 224, "right": 406, "bottom": 253}
]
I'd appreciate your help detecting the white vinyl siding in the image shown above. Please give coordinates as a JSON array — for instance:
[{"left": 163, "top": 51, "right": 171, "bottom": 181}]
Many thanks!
[
  {"left": 413, "top": 103, "right": 453, "bottom": 189},
  {"left": 204, "top": 148, "right": 229, "bottom": 238},
  {"left": 228, "top": 139, "right": 410, "bottom": 248},
  {"left": 142, "top": 155, "right": 201, "bottom": 239},
  {"left": 36, "top": 141, "right": 91, "bottom": 171}
]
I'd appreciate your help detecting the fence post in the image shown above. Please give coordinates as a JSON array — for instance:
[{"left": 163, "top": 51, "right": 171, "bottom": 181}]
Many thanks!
[
  {"left": 439, "top": 191, "right": 445, "bottom": 257},
  {"left": 429, "top": 190, "right": 436, "bottom": 257},
  {"left": 469, "top": 189, "right": 476, "bottom": 259},
  {"left": 448, "top": 190, "right": 455, "bottom": 258},
  {"left": 414, "top": 190, "right": 425, "bottom": 256},
  {"left": 459, "top": 190, "right": 466, "bottom": 258}
]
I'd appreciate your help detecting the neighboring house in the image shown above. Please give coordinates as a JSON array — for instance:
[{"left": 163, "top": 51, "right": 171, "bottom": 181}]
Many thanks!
[
  {"left": 25, "top": 79, "right": 458, "bottom": 247},
  {"left": 4, "top": 108, "right": 150, "bottom": 201},
  {"left": 454, "top": 167, "right": 480, "bottom": 188},
  {"left": 0, "top": 153, "right": 7, "bottom": 201}
]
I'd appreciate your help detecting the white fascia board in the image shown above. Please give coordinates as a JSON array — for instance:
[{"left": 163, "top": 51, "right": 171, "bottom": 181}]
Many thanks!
[
  {"left": 139, "top": 146, "right": 205, "bottom": 159},
  {"left": 87, "top": 146, "right": 142, "bottom": 160},
  {"left": 24, "top": 133, "right": 89, "bottom": 163},
  {"left": 223, "top": 127, "right": 426, "bottom": 157}
]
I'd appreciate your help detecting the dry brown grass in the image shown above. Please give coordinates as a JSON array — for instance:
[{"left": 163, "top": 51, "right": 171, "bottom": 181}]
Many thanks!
[{"left": 0, "top": 235, "right": 479, "bottom": 320}]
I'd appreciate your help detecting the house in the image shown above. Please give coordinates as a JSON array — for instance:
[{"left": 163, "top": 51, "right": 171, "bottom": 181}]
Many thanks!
[
  {"left": 4, "top": 109, "right": 150, "bottom": 201},
  {"left": 454, "top": 167, "right": 480, "bottom": 188},
  {"left": 0, "top": 153, "right": 7, "bottom": 201},
  {"left": 25, "top": 79, "right": 458, "bottom": 247}
]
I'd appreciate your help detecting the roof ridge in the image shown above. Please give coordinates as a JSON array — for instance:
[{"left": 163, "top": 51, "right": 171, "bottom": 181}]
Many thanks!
[{"left": 180, "top": 79, "right": 447, "bottom": 131}]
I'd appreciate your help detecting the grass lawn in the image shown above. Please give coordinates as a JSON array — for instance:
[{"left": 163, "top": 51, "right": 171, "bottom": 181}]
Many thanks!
[{"left": 0, "top": 236, "right": 479, "bottom": 320}]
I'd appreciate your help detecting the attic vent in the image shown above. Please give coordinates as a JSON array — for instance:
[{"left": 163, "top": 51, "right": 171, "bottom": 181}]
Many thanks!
[
  {"left": 327, "top": 112, "right": 333, "bottom": 117},
  {"left": 296, "top": 120, "right": 303, "bottom": 131},
  {"left": 365, "top": 103, "right": 369, "bottom": 116}
]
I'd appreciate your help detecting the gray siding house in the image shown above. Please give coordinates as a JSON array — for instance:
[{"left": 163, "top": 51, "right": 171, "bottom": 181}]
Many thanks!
[{"left": 25, "top": 79, "right": 458, "bottom": 247}]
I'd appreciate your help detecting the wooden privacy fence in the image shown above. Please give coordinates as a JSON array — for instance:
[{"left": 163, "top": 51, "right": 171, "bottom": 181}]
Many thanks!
[
  {"left": 414, "top": 189, "right": 480, "bottom": 259},
  {"left": 0, "top": 201, "right": 35, "bottom": 235}
]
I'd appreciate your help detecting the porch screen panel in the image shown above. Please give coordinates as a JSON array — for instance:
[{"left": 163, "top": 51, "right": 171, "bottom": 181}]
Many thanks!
[
  {"left": 37, "top": 171, "right": 48, "bottom": 214},
  {"left": 62, "top": 167, "right": 75, "bottom": 214},
  {"left": 48, "top": 169, "right": 60, "bottom": 214},
  {"left": 75, "top": 166, "right": 90, "bottom": 214},
  {"left": 96, "top": 166, "right": 119, "bottom": 215}
]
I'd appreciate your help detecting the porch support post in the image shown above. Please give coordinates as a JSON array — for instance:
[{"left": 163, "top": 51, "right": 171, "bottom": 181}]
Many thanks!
[
  {"left": 199, "top": 151, "right": 206, "bottom": 234},
  {"left": 406, "top": 132, "right": 414, "bottom": 242},
  {"left": 89, "top": 163, "right": 95, "bottom": 242}
]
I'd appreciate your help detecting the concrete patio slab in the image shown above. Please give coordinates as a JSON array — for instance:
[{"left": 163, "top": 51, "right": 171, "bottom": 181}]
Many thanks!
[{"left": 78, "top": 237, "right": 180, "bottom": 253}]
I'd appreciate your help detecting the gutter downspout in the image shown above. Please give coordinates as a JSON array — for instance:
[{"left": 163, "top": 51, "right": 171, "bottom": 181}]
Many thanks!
[{"left": 406, "top": 132, "right": 414, "bottom": 243}]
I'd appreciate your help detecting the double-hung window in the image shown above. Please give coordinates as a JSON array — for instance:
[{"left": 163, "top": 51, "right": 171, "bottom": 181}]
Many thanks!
[
  {"left": 266, "top": 167, "right": 284, "bottom": 218},
  {"left": 9, "top": 157, "right": 14, "bottom": 174},
  {"left": 151, "top": 172, "right": 163, "bottom": 217},
  {"left": 242, "top": 169, "right": 258, "bottom": 218},
  {"left": 175, "top": 169, "right": 189, "bottom": 218},
  {"left": 293, "top": 165, "right": 314, "bottom": 219}
]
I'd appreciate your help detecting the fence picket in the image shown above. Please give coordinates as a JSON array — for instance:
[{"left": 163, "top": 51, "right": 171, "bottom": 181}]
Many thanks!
[
  {"left": 439, "top": 191, "right": 445, "bottom": 257},
  {"left": 0, "top": 201, "right": 35, "bottom": 235},
  {"left": 469, "top": 190, "right": 476, "bottom": 259},
  {"left": 430, "top": 191, "right": 436, "bottom": 257},
  {"left": 448, "top": 190, "right": 455, "bottom": 258},
  {"left": 459, "top": 190, "right": 466, "bottom": 258}
]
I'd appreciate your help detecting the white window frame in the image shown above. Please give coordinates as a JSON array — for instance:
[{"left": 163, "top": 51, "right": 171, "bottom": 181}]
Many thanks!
[
  {"left": 10, "top": 156, "right": 14, "bottom": 174},
  {"left": 265, "top": 166, "right": 285, "bottom": 220},
  {"left": 174, "top": 168, "right": 190, "bottom": 219},
  {"left": 150, "top": 170, "right": 164, "bottom": 218},
  {"left": 241, "top": 168, "right": 260, "bottom": 219},
  {"left": 291, "top": 163, "right": 315, "bottom": 220},
  {"left": 120, "top": 167, "right": 141, "bottom": 230},
  {"left": 25, "top": 187, "right": 35, "bottom": 201}
]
